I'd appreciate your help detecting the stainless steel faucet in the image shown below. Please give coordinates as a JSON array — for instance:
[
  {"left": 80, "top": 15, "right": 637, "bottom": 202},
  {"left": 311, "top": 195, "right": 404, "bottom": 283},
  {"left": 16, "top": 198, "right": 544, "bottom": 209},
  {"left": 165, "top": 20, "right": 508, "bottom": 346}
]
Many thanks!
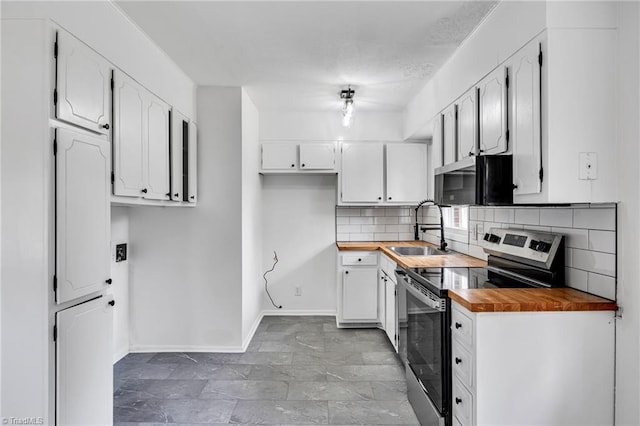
[{"left": 414, "top": 199, "right": 448, "bottom": 251}]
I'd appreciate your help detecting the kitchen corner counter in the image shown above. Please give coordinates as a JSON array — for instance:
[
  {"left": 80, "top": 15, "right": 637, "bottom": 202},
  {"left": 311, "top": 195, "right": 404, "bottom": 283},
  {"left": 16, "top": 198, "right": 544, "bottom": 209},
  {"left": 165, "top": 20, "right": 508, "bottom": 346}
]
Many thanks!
[
  {"left": 449, "top": 288, "right": 618, "bottom": 313},
  {"left": 335, "top": 241, "right": 487, "bottom": 269}
]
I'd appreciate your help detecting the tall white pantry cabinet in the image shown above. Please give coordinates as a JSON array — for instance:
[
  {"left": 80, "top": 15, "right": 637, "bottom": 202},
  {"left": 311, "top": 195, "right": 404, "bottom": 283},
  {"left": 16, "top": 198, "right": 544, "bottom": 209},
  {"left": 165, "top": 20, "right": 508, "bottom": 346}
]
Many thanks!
[{"left": 3, "top": 21, "right": 114, "bottom": 425}]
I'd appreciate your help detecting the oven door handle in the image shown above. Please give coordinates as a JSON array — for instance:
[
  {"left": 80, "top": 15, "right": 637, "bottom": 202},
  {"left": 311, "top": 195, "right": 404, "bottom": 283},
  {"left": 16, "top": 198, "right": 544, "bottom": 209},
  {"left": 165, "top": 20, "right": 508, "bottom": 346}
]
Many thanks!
[{"left": 400, "top": 276, "right": 446, "bottom": 312}]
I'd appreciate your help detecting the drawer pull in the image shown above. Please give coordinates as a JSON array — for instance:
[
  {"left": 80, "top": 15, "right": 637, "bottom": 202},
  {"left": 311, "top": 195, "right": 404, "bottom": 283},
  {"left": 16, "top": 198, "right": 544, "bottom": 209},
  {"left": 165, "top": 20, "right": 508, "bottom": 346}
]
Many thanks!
[
  {"left": 455, "top": 322, "right": 462, "bottom": 329},
  {"left": 358, "top": 258, "right": 362, "bottom": 262},
  {"left": 455, "top": 357, "right": 462, "bottom": 364},
  {"left": 455, "top": 397, "right": 462, "bottom": 405}
]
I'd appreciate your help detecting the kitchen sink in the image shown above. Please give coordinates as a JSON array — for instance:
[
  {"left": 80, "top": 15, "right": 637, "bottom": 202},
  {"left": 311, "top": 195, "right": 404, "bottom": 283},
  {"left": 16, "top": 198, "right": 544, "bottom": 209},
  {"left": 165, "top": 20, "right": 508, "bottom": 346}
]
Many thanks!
[{"left": 388, "top": 246, "right": 449, "bottom": 256}]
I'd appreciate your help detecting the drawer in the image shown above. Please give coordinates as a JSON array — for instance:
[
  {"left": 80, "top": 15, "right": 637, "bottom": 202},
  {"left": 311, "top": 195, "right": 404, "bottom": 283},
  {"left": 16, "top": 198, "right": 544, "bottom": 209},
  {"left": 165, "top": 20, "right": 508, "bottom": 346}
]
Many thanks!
[
  {"left": 341, "top": 253, "right": 378, "bottom": 266},
  {"left": 451, "top": 306, "right": 474, "bottom": 348},
  {"left": 453, "top": 378, "right": 473, "bottom": 426},
  {"left": 452, "top": 340, "right": 474, "bottom": 389}
]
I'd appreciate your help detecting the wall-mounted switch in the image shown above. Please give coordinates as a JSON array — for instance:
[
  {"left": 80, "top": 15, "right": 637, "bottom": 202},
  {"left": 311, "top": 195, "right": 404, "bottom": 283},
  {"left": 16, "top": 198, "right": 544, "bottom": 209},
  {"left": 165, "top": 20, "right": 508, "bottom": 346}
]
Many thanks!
[
  {"left": 476, "top": 223, "right": 484, "bottom": 242},
  {"left": 295, "top": 286, "right": 302, "bottom": 296},
  {"left": 579, "top": 152, "right": 597, "bottom": 180},
  {"left": 115, "top": 243, "right": 127, "bottom": 262}
]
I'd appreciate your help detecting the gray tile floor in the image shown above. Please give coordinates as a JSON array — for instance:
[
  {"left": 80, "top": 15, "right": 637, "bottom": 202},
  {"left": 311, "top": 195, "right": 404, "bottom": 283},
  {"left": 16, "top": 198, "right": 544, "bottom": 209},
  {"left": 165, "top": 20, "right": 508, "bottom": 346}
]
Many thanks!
[{"left": 114, "top": 316, "right": 419, "bottom": 425}]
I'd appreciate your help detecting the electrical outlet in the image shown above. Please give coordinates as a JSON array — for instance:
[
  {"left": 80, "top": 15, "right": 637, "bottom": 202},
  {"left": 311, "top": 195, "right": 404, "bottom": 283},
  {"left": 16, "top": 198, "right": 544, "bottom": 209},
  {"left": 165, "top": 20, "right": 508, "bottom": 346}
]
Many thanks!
[
  {"left": 295, "top": 286, "right": 302, "bottom": 296},
  {"left": 579, "top": 152, "right": 597, "bottom": 180}
]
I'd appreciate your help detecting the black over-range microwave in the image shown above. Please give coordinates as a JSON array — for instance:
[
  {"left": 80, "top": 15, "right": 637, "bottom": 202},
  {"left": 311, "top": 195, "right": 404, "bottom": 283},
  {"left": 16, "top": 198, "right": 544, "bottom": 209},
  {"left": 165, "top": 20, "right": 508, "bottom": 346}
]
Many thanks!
[{"left": 434, "top": 154, "right": 513, "bottom": 205}]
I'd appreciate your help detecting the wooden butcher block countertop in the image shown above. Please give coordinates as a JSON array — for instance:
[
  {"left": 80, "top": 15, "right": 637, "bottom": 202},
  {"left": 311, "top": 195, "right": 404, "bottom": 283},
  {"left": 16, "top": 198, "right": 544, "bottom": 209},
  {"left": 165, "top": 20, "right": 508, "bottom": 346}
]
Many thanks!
[
  {"left": 449, "top": 288, "right": 618, "bottom": 313},
  {"left": 335, "top": 241, "right": 487, "bottom": 269}
]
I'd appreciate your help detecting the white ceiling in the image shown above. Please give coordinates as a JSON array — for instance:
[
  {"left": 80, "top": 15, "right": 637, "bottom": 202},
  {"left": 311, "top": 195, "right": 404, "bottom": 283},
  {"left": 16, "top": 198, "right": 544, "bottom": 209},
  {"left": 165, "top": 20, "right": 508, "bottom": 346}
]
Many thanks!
[{"left": 116, "top": 1, "right": 497, "bottom": 112}]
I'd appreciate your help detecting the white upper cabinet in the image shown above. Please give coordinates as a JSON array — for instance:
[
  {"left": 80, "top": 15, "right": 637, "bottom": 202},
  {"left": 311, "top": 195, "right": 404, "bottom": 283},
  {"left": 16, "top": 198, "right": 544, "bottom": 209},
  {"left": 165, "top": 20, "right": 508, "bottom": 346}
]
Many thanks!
[
  {"left": 386, "top": 143, "right": 427, "bottom": 203},
  {"left": 56, "top": 297, "right": 113, "bottom": 425},
  {"left": 145, "top": 94, "right": 171, "bottom": 200},
  {"left": 55, "top": 128, "right": 111, "bottom": 304},
  {"left": 299, "top": 143, "right": 336, "bottom": 170},
  {"left": 442, "top": 105, "right": 457, "bottom": 164},
  {"left": 479, "top": 66, "right": 509, "bottom": 155},
  {"left": 113, "top": 70, "right": 145, "bottom": 197},
  {"left": 55, "top": 30, "right": 111, "bottom": 135},
  {"left": 113, "top": 70, "right": 170, "bottom": 201},
  {"left": 457, "top": 88, "right": 479, "bottom": 159},
  {"left": 509, "top": 37, "right": 542, "bottom": 196},
  {"left": 340, "top": 143, "right": 384, "bottom": 204},
  {"left": 261, "top": 143, "right": 298, "bottom": 170},
  {"left": 187, "top": 121, "right": 198, "bottom": 203}
]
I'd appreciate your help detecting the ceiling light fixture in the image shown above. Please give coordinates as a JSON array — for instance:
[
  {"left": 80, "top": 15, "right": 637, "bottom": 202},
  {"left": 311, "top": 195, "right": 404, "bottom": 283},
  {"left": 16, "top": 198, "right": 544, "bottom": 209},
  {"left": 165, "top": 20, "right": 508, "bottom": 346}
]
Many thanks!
[{"left": 340, "top": 87, "right": 355, "bottom": 127}]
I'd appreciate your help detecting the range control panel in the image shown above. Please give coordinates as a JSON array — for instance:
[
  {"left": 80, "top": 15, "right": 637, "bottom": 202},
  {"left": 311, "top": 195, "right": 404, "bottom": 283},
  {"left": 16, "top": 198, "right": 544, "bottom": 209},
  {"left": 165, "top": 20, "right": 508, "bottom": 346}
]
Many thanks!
[{"left": 481, "top": 228, "right": 564, "bottom": 268}]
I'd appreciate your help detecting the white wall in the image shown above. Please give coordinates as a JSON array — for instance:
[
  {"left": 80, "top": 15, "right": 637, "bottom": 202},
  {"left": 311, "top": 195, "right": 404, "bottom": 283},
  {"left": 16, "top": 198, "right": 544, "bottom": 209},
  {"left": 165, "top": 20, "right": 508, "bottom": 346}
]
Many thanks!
[
  {"left": 128, "top": 87, "right": 244, "bottom": 351},
  {"left": 259, "top": 111, "right": 402, "bottom": 315},
  {"left": 110, "top": 207, "right": 130, "bottom": 362},
  {"left": 240, "top": 89, "right": 263, "bottom": 345},
  {"left": 614, "top": 3, "right": 640, "bottom": 424},
  {"left": 2, "top": 1, "right": 195, "bottom": 119}
]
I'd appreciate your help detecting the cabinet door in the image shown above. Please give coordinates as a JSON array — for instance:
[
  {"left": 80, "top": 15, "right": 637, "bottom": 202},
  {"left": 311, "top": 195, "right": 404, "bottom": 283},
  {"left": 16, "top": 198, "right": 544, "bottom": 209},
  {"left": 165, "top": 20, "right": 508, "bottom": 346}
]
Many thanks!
[
  {"left": 113, "top": 70, "right": 145, "bottom": 197},
  {"left": 170, "top": 109, "right": 188, "bottom": 201},
  {"left": 385, "top": 278, "right": 396, "bottom": 350},
  {"left": 386, "top": 143, "right": 427, "bottom": 203},
  {"left": 342, "top": 268, "right": 378, "bottom": 321},
  {"left": 145, "top": 94, "right": 171, "bottom": 200},
  {"left": 511, "top": 40, "right": 542, "bottom": 196},
  {"left": 56, "top": 297, "right": 114, "bottom": 426},
  {"left": 479, "top": 66, "right": 509, "bottom": 155},
  {"left": 56, "top": 128, "right": 110, "bottom": 304},
  {"left": 457, "top": 88, "right": 479, "bottom": 159},
  {"left": 55, "top": 31, "right": 111, "bottom": 135},
  {"left": 262, "top": 143, "right": 298, "bottom": 170},
  {"left": 187, "top": 122, "right": 198, "bottom": 203},
  {"left": 442, "top": 105, "right": 457, "bottom": 164},
  {"left": 299, "top": 143, "right": 336, "bottom": 170},
  {"left": 340, "top": 143, "right": 384, "bottom": 203}
]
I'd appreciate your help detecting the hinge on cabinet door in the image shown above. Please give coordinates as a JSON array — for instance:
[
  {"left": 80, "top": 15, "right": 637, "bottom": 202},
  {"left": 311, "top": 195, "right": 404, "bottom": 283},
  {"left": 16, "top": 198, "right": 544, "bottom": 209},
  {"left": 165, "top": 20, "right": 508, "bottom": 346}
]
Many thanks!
[
  {"left": 506, "top": 129, "right": 510, "bottom": 143},
  {"left": 53, "top": 88, "right": 58, "bottom": 106},
  {"left": 53, "top": 325, "right": 57, "bottom": 342},
  {"left": 111, "top": 77, "right": 114, "bottom": 90},
  {"left": 111, "top": 171, "right": 115, "bottom": 184},
  {"left": 53, "top": 36, "right": 58, "bottom": 59},
  {"left": 505, "top": 74, "right": 510, "bottom": 88},
  {"left": 53, "top": 275, "right": 57, "bottom": 292},
  {"left": 538, "top": 45, "right": 543, "bottom": 67},
  {"left": 539, "top": 167, "right": 544, "bottom": 182},
  {"left": 53, "top": 136, "right": 57, "bottom": 156}
]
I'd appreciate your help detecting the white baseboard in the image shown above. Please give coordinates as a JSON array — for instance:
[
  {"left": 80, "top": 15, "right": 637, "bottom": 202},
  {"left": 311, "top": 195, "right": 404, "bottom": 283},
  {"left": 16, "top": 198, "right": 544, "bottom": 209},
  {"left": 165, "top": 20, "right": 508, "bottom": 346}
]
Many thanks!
[
  {"left": 262, "top": 309, "right": 336, "bottom": 317},
  {"left": 241, "top": 311, "right": 265, "bottom": 351},
  {"left": 128, "top": 344, "right": 245, "bottom": 353},
  {"left": 113, "top": 346, "right": 129, "bottom": 364}
]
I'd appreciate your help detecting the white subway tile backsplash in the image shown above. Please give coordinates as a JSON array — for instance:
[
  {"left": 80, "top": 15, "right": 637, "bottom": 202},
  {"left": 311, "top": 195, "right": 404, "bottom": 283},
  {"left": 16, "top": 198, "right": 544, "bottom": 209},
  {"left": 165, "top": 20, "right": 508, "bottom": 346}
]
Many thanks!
[
  {"left": 374, "top": 232, "right": 399, "bottom": 241},
  {"left": 589, "top": 230, "right": 616, "bottom": 254},
  {"left": 573, "top": 208, "right": 615, "bottom": 230},
  {"left": 551, "top": 227, "right": 588, "bottom": 249},
  {"left": 374, "top": 216, "right": 399, "bottom": 225},
  {"left": 493, "top": 208, "right": 514, "bottom": 223},
  {"left": 336, "top": 204, "right": 617, "bottom": 300},
  {"left": 539, "top": 209, "right": 573, "bottom": 227},
  {"left": 572, "top": 249, "right": 616, "bottom": 277},
  {"left": 349, "top": 233, "right": 374, "bottom": 241},
  {"left": 587, "top": 273, "right": 616, "bottom": 300},
  {"left": 337, "top": 224, "right": 361, "bottom": 233},
  {"left": 514, "top": 208, "right": 540, "bottom": 225},
  {"left": 350, "top": 217, "right": 374, "bottom": 225},
  {"left": 565, "top": 267, "right": 588, "bottom": 292},
  {"left": 361, "top": 225, "right": 386, "bottom": 233}
]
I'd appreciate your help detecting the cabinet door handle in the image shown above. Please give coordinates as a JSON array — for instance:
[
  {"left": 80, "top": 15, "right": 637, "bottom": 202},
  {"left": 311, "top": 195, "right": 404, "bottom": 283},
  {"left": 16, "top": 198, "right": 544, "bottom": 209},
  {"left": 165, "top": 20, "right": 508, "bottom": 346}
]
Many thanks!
[
  {"left": 141, "top": 188, "right": 148, "bottom": 194},
  {"left": 455, "top": 357, "right": 462, "bottom": 364},
  {"left": 108, "top": 300, "right": 115, "bottom": 307},
  {"left": 455, "top": 322, "right": 462, "bottom": 329},
  {"left": 291, "top": 164, "right": 295, "bottom": 168},
  {"left": 101, "top": 123, "right": 110, "bottom": 130},
  {"left": 512, "top": 184, "right": 518, "bottom": 190},
  {"left": 388, "top": 197, "right": 392, "bottom": 200},
  {"left": 301, "top": 163, "right": 306, "bottom": 167},
  {"left": 378, "top": 196, "right": 382, "bottom": 200},
  {"left": 345, "top": 271, "right": 349, "bottom": 275},
  {"left": 174, "top": 193, "right": 179, "bottom": 198},
  {"left": 455, "top": 397, "right": 462, "bottom": 404},
  {"left": 105, "top": 278, "right": 112, "bottom": 285},
  {"left": 469, "top": 151, "right": 475, "bottom": 157}
]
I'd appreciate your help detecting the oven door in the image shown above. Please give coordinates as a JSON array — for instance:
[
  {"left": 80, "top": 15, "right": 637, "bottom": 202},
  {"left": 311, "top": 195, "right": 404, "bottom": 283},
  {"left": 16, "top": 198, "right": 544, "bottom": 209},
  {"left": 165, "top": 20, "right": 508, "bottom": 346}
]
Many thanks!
[{"left": 403, "top": 277, "right": 450, "bottom": 418}]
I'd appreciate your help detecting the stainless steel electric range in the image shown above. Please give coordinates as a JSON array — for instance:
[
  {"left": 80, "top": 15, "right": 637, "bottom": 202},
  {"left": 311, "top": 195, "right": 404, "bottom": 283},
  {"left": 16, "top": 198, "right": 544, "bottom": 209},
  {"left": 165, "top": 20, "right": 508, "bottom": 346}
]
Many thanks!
[{"left": 395, "top": 228, "right": 565, "bottom": 426}]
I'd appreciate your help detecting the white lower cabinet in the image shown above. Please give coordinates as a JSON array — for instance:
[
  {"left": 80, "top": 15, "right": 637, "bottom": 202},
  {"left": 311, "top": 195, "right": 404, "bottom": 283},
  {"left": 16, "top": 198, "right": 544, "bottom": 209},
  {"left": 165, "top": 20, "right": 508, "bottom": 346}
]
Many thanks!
[
  {"left": 338, "top": 252, "right": 379, "bottom": 325},
  {"left": 451, "top": 301, "right": 615, "bottom": 426},
  {"left": 379, "top": 254, "right": 398, "bottom": 350},
  {"left": 56, "top": 296, "right": 114, "bottom": 426}
]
